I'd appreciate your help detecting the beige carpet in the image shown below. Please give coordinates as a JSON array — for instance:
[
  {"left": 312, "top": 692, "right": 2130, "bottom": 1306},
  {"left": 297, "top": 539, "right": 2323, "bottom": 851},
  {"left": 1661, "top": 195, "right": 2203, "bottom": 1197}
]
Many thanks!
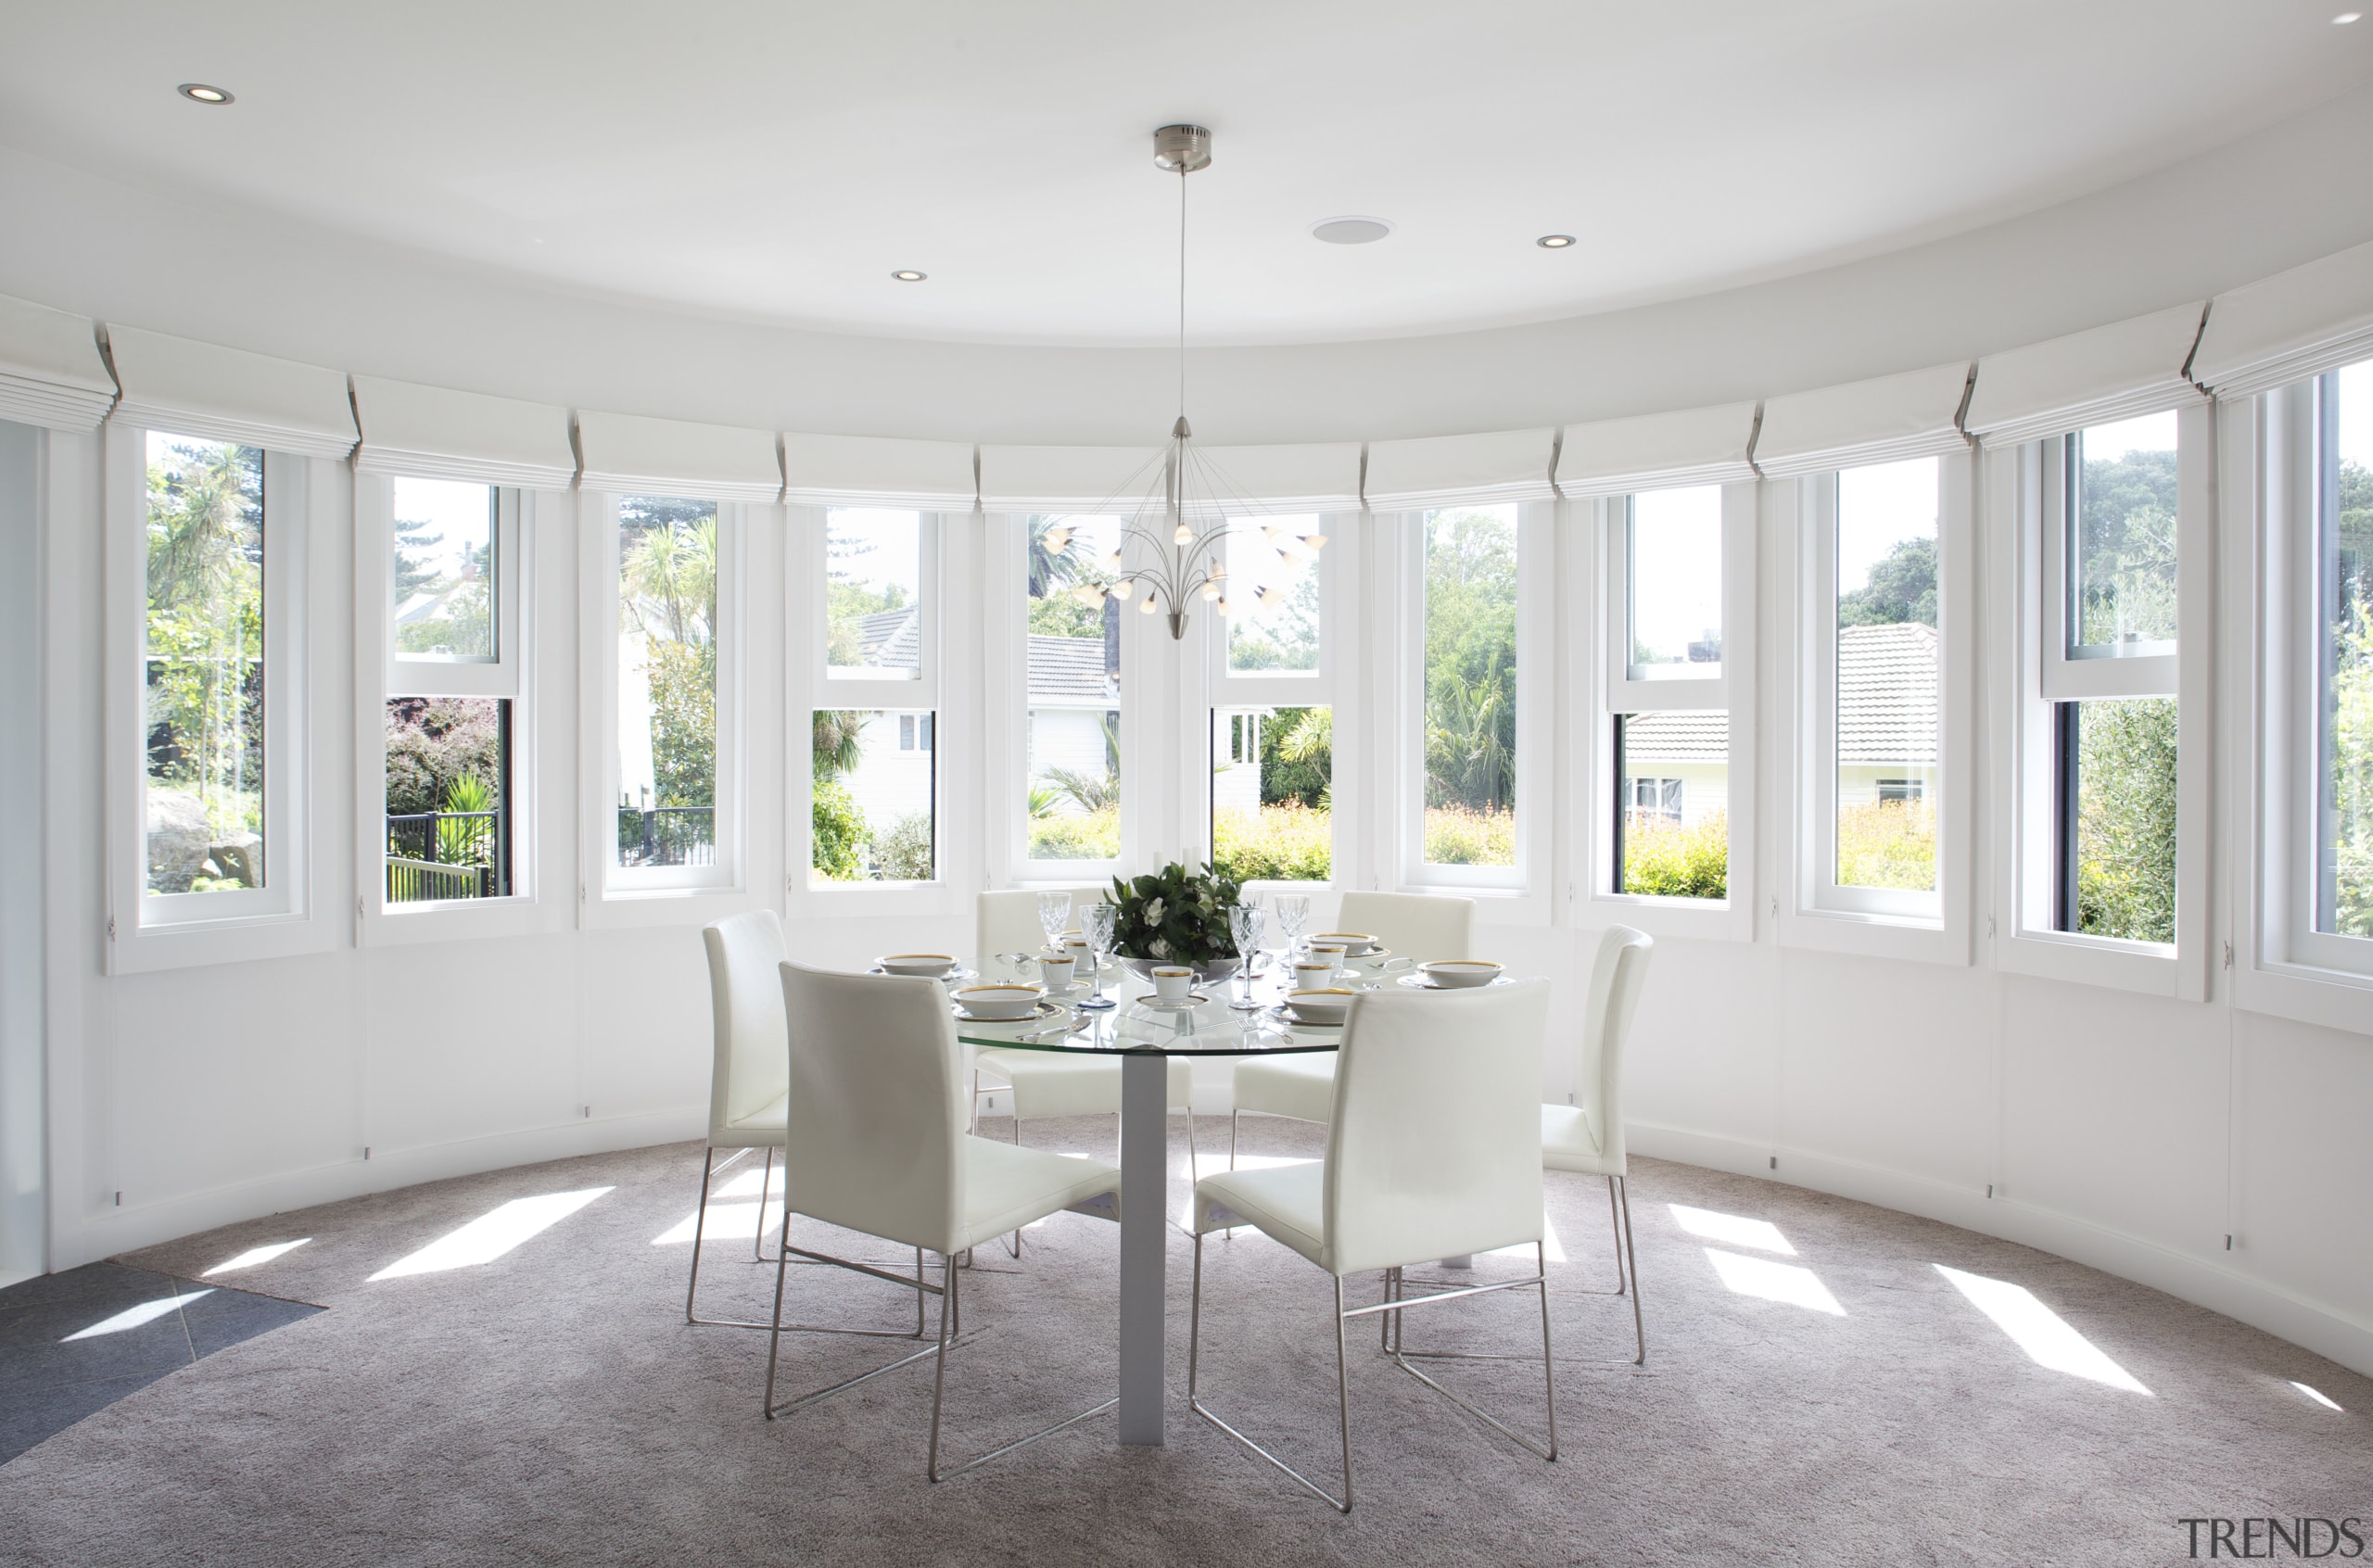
[{"left": 0, "top": 1119, "right": 2365, "bottom": 1567}]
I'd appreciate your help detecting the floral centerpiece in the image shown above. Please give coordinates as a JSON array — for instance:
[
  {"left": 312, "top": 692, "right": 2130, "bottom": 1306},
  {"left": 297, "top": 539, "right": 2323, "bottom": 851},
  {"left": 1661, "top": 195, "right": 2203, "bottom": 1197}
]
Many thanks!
[{"left": 1109, "top": 860, "right": 1243, "bottom": 974}]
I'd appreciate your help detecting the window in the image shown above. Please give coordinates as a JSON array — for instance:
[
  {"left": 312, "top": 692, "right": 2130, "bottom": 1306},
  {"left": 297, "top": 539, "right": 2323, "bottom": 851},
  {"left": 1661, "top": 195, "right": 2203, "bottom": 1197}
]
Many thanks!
[
  {"left": 1420, "top": 504, "right": 1518, "bottom": 871},
  {"left": 1604, "top": 484, "right": 1736, "bottom": 909},
  {"left": 142, "top": 433, "right": 267, "bottom": 899},
  {"left": 2315, "top": 360, "right": 2373, "bottom": 942},
  {"left": 1211, "top": 705, "right": 1331, "bottom": 883},
  {"left": 807, "top": 507, "right": 939, "bottom": 889},
  {"left": 375, "top": 475, "right": 527, "bottom": 916},
  {"left": 1626, "top": 487, "right": 1723, "bottom": 678},
  {"left": 1810, "top": 457, "right": 1942, "bottom": 917},
  {"left": 391, "top": 476, "right": 495, "bottom": 662},
  {"left": 1226, "top": 516, "right": 1322, "bottom": 674},
  {"left": 2040, "top": 414, "right": 2181, "bottom": 946},
  {"left": 1024, "top": 514, "right": 1123, "bottom": 865},
  {"left": 384, "top": 698, "right": 512, "bottom": 902},
  {"left": 615, "top": 496, "right": 721, "bottom": 877}
]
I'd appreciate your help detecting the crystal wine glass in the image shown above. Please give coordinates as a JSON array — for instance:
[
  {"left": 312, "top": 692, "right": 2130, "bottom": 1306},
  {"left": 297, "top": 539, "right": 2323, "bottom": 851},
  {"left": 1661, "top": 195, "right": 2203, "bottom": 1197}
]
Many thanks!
[
  {"left": 1037, "top": 890, "right": 1072, "bottom": 957},
  {"left": 1226, "top": 904, "right": 1266, "bottom": 1010},
  {"left": 1079, "top": 902, "right": 1118, "bottom": 1011},
  {"left": 1272, "top": 892, "right": 1311, "bottom": 958}
]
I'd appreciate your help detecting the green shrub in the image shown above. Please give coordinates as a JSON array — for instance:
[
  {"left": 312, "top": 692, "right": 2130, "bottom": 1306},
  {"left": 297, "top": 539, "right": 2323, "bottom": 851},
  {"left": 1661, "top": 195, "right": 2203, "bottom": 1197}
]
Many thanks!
[
  {"left": 811, "top": 778, "right": 866, "bottom": 880},
  {"left": 1622, "top": 812, "right": 1727, "bottom": 899},
  {"left": 1423, "top": 804, "right": 1516, "bottom": 866},
  {"left": 1835, "top": 800, "right": 1937, "bottom": 891},
  {"left": 1029, "top": 807, "right": 1120, "bottom": 862},
  {"left": 1212, "top": 803, "right": 1332, "bottom": 882},
  {"left": 2073, "top": 697, "right": 2177, "bottom": 944},
  {"left": 868, "top": 812, "right": 935, "bottom": 881}
]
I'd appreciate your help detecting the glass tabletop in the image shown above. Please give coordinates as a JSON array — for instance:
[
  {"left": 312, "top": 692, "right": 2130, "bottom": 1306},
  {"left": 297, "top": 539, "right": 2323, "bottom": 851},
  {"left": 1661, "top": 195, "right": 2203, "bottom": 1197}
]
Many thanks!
[{"left": 953, "top": 973, "right": 1343, "bottom": 1056}]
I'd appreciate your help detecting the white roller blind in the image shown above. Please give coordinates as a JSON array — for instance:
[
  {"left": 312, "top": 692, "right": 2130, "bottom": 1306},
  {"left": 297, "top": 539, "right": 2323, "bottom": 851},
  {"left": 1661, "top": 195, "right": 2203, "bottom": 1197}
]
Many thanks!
[
  {"left": 577, "top": 410, "right": 781, "bottom": 504},
  {"left": 0, "top": 292, "right": 114, "bottom": 431},
  {"left": 1963, "top": 302, "right": 2206, "bottom": 445},
  {"left": 1752, "top": 361, "right": 1972, "bottom": 478},
  {"left": 105, "top": 324, "right": 356, "bottom": 459},
  {"left": 1363, "top": 429, "right": 1557, "bottom": 511},
  {"left": 1186, "top": 442, "right": 1363, "bottom": 515},
  {"left": 352, "top": 375, "right": 577, "bottom": 488},
  {"left": 780, "top": 433, "right": 977, "bottom": 510},
  {"left": 2193, "top": 238, "right": 2373, "bottom": 398},
  {"left": 1555, "top": 402, "right": 1758, "bottom": 498},
  {"left": 978, "top": 445, "right": 1163, "bottom": 512}
]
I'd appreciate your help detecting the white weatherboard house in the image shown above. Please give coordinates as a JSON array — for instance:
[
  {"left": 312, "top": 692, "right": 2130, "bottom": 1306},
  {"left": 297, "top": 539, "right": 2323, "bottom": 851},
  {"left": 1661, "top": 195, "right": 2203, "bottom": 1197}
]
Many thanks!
[
  {"left": 1025, "top": 633, "right": 1119, "bottom": 810},
  {"left": 1622, "top": 622, "right": 1936, "bottom": 825},
  {"left": 835, "top": 608, "right": 934, "bottom": 830}
]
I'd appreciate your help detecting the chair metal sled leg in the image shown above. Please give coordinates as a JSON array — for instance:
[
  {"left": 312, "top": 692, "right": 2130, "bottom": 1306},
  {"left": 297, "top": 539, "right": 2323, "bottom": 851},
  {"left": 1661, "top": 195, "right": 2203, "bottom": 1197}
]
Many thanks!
[
  {"left": 1187, "top": 1232, "right": 1356, "bottom": 1512},
  {"left": 691, "top": 1146, "right": 932, "bottom": 1333},
  {"left": 1377, "top": 1242, "right": 1559, "bottom": 1463},
  {"left": 1616, "top": 1173, "right": 1646, "bottom": 1364}
]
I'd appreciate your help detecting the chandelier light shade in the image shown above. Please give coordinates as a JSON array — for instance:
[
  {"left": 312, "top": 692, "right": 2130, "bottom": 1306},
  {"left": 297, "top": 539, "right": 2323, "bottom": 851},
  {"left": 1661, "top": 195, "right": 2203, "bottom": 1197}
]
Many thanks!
[{"left": 1059, "top": 125, "right": 1328, "bottom": 639}]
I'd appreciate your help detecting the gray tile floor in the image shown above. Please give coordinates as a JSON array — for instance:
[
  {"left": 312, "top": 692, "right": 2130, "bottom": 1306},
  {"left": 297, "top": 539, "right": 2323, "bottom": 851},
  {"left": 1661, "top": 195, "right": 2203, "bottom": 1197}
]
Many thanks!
[{"left": 0, "top": 1261, "right": 322, "bottom": 1464}]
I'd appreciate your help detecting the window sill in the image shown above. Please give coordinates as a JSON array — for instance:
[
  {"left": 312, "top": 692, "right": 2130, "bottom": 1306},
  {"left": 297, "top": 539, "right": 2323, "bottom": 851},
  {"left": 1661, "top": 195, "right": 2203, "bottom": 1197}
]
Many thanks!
[
  {"left": 1778, "top": 904, "right": 1967, "bottom": 966},
  {"left": 579, "top": 882, "right": 759, "bottom": 931},
  {"left": 1580, "top": 891, "right": 1747, "bottom": 942},
  {"left": 365, "top": 895, "right": 553, "bottom": 948},
  {"left": 1994, "top": 928, "right": 2185, "bottom": 998},
  {"left": 109, "top": 906, "right": 334, "bottom": 974},
  {"left": 2234, "top": 954, "right": 2373, "bottom": 1036},
  {"left": 789, "top": 880, "right": 960, "bottom": 919}
]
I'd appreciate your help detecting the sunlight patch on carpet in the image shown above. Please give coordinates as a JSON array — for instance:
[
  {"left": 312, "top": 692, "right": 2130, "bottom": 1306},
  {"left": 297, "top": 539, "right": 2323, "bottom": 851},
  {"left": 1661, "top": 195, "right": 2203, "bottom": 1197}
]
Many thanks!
[
  {"left": 202, "top": 1238, "right": 311, "bottom": 1276},
  {"left": 1703, "top": 1248, "right": 1845, "bottom": 1316},
  {"left": 1935, "top": 1265, "right": 2150, "bottom": 1394},
  {"left": 372, "top": 1189, "right": 612, "bottom": 1281},
  {"left": 1669, "top": 1203, "right": 1795, "bottom": 1255},
  {"left": 64, "top": 1290, "right": 213, "bottom": 1341}
]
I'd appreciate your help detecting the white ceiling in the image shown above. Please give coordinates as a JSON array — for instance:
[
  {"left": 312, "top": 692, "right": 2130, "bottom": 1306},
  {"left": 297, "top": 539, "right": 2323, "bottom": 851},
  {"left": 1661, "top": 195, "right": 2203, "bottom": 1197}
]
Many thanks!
[{"left": 3, "top": 1, "right": 2368, "bottom": 348}]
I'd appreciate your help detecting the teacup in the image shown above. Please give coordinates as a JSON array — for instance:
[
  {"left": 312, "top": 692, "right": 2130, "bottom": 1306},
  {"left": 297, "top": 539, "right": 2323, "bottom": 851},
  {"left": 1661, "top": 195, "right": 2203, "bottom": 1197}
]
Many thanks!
[
  {"left": 1291, "top": 959, "right": 1341, "bottom": 989},
  {"left": 1311, "top": 931, "right": 1377, "bottom": 955},
  {"left": 1150, "top": 966, "right": 1195, "bottom": 1003},
  {"left": 1037, "top": 953, "right": 1077, "bottom": 991},
  {"left": 1421, "top": 959, "right": 1504, "bottom": 989},
  {"left": 879, "top": 953, "right": 957, "bottom": 977},
  {"left": 954, "top": 983, "right": 1047, "bottom": 1019},
  {"left": 1306, "top": 942, "right": 1350, "bottom": 968}
]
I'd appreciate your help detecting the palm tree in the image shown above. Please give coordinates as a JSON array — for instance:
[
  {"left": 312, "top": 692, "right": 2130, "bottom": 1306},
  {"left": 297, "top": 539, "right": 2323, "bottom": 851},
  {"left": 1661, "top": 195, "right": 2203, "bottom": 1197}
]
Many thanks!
[
  {"left": 623, "top": 515, "right": 718, "bottom": 644},
  {"left": 812, "top": 710, "right": 866, "bottom": 780},
  {"left": 1028, "top": 516, "right": 1093, "bottom": 599}
]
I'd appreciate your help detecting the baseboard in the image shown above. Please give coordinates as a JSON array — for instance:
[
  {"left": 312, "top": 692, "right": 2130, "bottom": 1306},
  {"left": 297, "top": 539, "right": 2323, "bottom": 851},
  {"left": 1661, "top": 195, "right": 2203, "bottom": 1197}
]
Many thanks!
[
  {"left": 56, "top": 1106, "right": 707, "bottom": 1271},
  {"left": 1626, "top": 1119, "right": 2373, "bottom": 1383}
]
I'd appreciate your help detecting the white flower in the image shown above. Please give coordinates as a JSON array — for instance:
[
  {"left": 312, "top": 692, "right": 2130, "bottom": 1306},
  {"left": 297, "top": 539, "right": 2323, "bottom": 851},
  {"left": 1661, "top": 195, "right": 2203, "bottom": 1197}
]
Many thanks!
[
  {"left": 1145, "top": 897, "right": 1165, "bottom": 925},
  {"left": 1148, "top": 937, "right": 1170, "bottom": 958}
]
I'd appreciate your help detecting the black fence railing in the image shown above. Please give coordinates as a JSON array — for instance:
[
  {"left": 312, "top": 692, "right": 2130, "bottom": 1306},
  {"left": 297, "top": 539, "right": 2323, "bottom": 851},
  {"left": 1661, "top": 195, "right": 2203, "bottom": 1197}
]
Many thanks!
[
  {"left": 617, "top": 805, "right": 716, "bottom": 867},
  {"left": 386, "top": 809, "right": 506, "bottom": 903}
]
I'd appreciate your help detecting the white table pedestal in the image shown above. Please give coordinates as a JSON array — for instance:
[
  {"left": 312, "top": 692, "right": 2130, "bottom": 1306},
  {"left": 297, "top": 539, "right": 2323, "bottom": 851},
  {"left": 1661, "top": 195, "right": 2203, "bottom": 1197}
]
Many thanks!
[{"left": 1117, "top": 1053, "right": 1170, "bottom": 1445}]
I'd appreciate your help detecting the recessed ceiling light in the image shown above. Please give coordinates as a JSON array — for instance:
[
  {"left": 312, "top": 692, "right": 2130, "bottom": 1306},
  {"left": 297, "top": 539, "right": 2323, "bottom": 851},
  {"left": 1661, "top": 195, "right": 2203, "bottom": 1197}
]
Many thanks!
[
  {"left": 1312, "top": 217, "right": 1392, "bottom": 246},
  {"left": 178, "top": 82, "right": 234, "bottom": 105},
  {"left": 1537, "top": 234, "right": 1576, "bottom": 248},
  {"left": 891, "top": 270, "right": 927, "bottom": 282}
]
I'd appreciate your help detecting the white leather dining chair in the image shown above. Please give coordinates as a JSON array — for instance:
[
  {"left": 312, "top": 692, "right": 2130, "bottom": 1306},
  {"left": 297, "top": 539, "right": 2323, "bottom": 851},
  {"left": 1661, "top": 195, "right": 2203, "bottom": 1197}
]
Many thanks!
[
  {"left": 1227, "top": 891, "right": 1476, "bottom": 1162},
  {"left": 1542, "top": 924, "right": 1655, "bottom": 1365},
  {"left": 765, "top": 960, "right": 1127, "bottom": 1481},
  {"left": 687, "top": 911, "right": 793, "bottom": 1328},
  {"left": 1187, "top": 979, "right": 1555, "bottom": 1513},
  {"left": 971, "top": 890, "right": 1198, "bottom": 1201}
]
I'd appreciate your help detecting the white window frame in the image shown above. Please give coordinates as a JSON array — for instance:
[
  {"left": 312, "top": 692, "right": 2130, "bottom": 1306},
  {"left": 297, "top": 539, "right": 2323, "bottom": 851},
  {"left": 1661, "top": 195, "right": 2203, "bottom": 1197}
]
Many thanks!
[
  {"left": 1197, "top": 509, "right": 1353, "bottom": 893},
  {"left": 578, "top": 491, "right": 746, "bottom": 915},
  {"left": 1396, "top": 499, "right": 1554, "bottom": 921},
  {"left": 788, "top": 504, "right": 957, "bottom": 916},
  {"left": 355, "top": 474, "right": 543, "bottom": 945},
  {"left": 2239, "top": 375, "right": 2373, "bottom": 1030},
  {"left": 1780, "top": 457, "right": 1975, "bottom": 965},
  {"left": 1581, "top": 481, "right": 1758, "bottom": 941},
  {"left": 990, "top": 512, "right": 1147, "bottom": 889},
  {"left": 104, "top": 425, "right": 326, "bottom": 972},
  {"left": 1988, "top": 409, "right": 2209, "bottom": 998}
]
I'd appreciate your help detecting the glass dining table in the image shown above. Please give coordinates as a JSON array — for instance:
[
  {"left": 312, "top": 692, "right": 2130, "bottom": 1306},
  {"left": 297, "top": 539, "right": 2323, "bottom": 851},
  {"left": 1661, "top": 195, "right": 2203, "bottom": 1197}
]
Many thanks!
[{"left": 953, "top": 963, "right": 1350, "bottom": 1448}]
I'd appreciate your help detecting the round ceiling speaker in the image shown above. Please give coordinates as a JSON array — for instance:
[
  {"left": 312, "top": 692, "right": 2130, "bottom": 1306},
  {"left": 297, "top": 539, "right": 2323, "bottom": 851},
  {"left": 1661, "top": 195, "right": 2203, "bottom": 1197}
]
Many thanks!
[{"left": 1312, "top": 217, "right": 1393, "bottom": 246}]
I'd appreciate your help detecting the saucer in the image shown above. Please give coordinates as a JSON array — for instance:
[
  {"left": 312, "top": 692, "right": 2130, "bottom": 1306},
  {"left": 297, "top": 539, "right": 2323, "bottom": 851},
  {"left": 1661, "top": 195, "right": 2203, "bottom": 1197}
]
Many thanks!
[
  {"left": 1266, "top": 1003, "right": 1346, "bottom": 1028},
  {"left": 872, "top": 965, "right": 976, "bottom": 984},
  {"left": 953, "top": 999, "right": 1067, "bottom": 1024},
  {"left": 1135, "top": 992, "right": 1212, "bottom": 1010}
]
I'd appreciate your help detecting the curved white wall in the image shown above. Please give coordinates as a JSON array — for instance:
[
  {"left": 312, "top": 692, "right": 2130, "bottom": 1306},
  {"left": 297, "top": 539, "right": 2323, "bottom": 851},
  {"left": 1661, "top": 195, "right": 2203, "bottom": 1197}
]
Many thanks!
[
  {"left": 5, "top": 83, "right": 2373, "bottom": 444},
  {"left": 6, "top": 81, "right": 2373, "bottom": 1378}
]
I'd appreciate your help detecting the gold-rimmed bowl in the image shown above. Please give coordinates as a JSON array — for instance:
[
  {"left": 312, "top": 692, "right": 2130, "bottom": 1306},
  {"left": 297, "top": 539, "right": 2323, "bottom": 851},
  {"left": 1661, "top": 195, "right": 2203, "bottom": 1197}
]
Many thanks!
[
  {"left": 953, "top": 983, "right": 1047, "bottom": 1020},
  {"left": 1419, "top": 960, "right": 1504, "bottom": 989}
]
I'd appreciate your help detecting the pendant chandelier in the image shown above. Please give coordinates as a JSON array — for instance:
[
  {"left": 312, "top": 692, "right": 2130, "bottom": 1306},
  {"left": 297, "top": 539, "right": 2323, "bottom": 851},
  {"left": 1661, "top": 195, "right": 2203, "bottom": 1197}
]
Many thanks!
[{"left": 1057, "top": 123, "right": 1328, "bottom": 640}]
